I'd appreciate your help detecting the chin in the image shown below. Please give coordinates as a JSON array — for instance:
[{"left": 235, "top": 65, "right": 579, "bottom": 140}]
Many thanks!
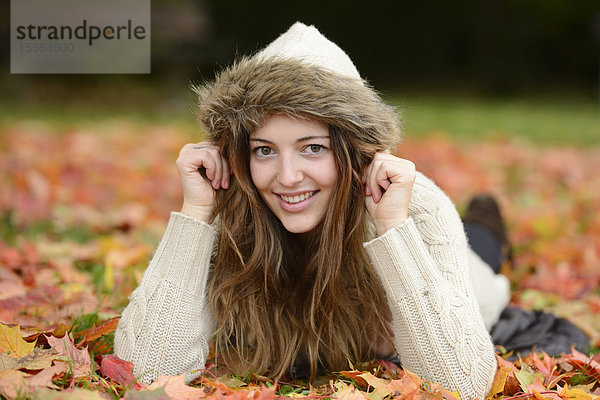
[{"left": 280, "top": 219, "right": 318, "bottom": 234}]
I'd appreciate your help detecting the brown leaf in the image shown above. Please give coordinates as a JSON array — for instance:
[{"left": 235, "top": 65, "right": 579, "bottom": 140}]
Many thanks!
[
  {"left": 26, "top": 363, "right": 65, "bottom": 389},
  {"left": 45, "top": 334, "right": 91, "bottom": 378},
  {"left": 123, "top": 386, "right": 170, "bottom": 400},
  {"left": 0, "top": 347, "right": 61, "bottom": 371},
  {"left": 0, "top": 323, "right": 36, "bottom": 358},
  {"left": 0, "top": 365, "right": 61, "bottom": 399},
  {"left": 0, "top": 369, "right": 27, "bottom": 399},
  {"left": 30, "top": 387, "right": 107, "bottom": 399}
]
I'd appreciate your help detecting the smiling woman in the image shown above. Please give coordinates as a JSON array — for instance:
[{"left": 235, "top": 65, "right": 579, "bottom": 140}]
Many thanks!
[{"left": 114, "top": 22, "right": 502, "bottom": 400}]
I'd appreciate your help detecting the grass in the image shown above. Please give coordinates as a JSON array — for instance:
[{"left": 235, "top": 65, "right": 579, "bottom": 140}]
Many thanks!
[
  {"left": 387, "top": 94, "right": 600, "bottom": 146},
  {"left": 1, "top": 90, "right": 598, "bottom": 146}
]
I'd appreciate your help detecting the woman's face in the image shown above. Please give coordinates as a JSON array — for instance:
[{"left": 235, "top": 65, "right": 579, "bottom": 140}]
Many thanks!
[{"left": 249, "top": 114, "right": 338, "bottom": 234}]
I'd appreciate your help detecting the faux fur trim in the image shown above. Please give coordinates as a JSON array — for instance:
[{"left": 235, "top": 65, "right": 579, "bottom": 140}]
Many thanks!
[{"left": 194, "top": 56, "right": 402, "bottom": 147}]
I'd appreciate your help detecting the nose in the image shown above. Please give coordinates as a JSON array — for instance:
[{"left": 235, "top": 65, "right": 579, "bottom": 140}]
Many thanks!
[{"left": 277, "top": 154, "right": 304, "bottom": 187}]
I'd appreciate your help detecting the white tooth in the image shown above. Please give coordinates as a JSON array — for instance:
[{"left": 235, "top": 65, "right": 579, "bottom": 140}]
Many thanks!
[{"left": 281, "top": 191, "right": 315, "bottom": 204}]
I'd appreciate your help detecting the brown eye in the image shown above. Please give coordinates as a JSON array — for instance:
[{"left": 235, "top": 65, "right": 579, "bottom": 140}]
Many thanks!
[
  {"left": 255, "top": 146, "right": 273, "bottom": 156},
  {"left": 308, "top": 145, "right": 324, "bottom": 154}
]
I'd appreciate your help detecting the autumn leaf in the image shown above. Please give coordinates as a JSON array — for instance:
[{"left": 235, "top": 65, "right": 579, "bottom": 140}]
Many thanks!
[
  {"left": 0, "top": 366, "right": 62, "bottom": 399},
  {"left": 0, "top": 347, "right": 62, "bottom": 371},
  {"left": 515, "top": 364, "right": 542, "bottom": 392},
  {"left": 0, "top": 323, "right": 36, "bottom": 358},
  {"left": 562, "top": 347, "right": 600, "bottom": 382},
  {"left": 145, "top": 374, "right": 208, "bottom": 400},
  {"left": 339, "top": 370, "right": 369, "bottom": 387},
  {"left": 334, "top": 380, "right": 370, "bottom": 400},
  {"left": 45, "top": 334, "right": 91, "bottom": 378},
  {"left": 26, "top": 364, "right": 65, "bottom": 390},
  {"left": 74, "top": 316, "right": 120, "bottom": 346},
  {"left": 357, "top": 371, "right": 392, "bottom": 400},
  {"left": 487, "top": 366, "right": 513, "bottom": 399},
  {"left": 526, "top": 351, "right": 559, "bottom": 386},
  {"left": 30, "top": 387, "right": 107, "bottom": 399},
  {"left": 559, "top": 385, "right": 598, "bottom": 400},
  {"left": 123, "top": 386, "right": 170, "bottom": 400},
  {"left": 100, "top": 354, "right": 144, "bottom": 389},
  {"left": 0, "top": 369, "right": 28, "bottom": 399}
]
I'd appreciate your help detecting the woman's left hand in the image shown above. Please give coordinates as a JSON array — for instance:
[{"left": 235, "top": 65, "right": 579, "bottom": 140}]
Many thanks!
[{"left": 364, "top": 152, "right": 416, "bottom": 235}]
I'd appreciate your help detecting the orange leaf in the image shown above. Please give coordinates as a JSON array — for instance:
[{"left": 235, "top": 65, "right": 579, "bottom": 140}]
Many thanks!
[
  {"left": 0, "top": 323, "right": 36, "bottom": 358},
  {"left": 74, "top": 316, "right": 120, "bottom": 345},
  {"left": 487, "top": 366, "right": 512, "bottom": 399},
  {"left": 339, "top": 370, "right": 369, "bottom": 387},
  {"left": 147, "top": 374, "right": 208, "bottom": 399},
  {"left": 562, "top": 347, "right": 600, "bottom": 381}
]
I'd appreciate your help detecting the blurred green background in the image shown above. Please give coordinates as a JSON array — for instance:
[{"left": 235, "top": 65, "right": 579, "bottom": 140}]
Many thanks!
[{"left": 1, "top": 0, "right": 599, "bottom": 145}]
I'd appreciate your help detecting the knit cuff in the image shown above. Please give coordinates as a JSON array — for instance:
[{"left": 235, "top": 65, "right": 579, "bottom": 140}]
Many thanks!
[
  {"left": 363, "top": 217, "right": 437, "bottom": 299},
  {"left": 143, "top": 212, "right": 216, "bottom": 294}
]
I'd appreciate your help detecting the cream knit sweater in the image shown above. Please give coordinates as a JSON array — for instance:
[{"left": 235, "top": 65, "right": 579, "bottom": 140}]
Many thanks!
[{"left": 115, "top": 172, "right": 505, "bottom": 399}]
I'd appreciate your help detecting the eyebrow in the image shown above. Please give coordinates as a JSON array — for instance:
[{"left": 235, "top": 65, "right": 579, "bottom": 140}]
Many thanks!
[{"left": 249, "top": 135, "right": 330, "bottom": 144}]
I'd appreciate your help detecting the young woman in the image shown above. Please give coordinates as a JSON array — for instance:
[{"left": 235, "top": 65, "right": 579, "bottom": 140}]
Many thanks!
[{"left": 114, "top": 22, "right": 505, "bottom": 399}]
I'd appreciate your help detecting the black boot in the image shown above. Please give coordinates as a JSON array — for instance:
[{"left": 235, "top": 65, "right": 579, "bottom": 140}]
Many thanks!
[{"left": 463, "top": 194, "right": 513, "bottom": 273}]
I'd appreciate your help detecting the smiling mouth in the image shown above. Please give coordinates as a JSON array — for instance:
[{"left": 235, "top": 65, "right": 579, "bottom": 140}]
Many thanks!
[{"left": 279, "top": 191, "right": 317, "bottom": 204}]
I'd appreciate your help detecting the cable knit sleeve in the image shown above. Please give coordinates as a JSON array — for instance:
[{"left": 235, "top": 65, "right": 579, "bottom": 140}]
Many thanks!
[
  {"left": 114, "top": 212, "right": 217, "bottom": 384},
  {"left": 363, "top": 173, "right": 497, "bottom": 400}
]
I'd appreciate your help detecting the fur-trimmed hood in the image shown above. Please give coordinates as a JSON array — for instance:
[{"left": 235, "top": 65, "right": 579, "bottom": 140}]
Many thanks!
[{"left": 194, "top": 55, "right": 402, "bottom": 149}]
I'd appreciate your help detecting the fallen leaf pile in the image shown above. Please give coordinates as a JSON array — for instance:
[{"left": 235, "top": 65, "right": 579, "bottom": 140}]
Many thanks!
[{"left": 0, "top": 120, "right": 599, "bottom": 399}]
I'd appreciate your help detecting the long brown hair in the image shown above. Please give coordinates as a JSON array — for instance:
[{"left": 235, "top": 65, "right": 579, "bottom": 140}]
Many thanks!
[{"left": 207, "top": 118, "right": 393, "bottom": 380}]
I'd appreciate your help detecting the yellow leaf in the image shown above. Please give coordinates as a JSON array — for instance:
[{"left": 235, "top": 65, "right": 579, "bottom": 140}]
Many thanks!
[
  {"left": 560, "top": 385, "right": 596, "bottom": 400},
  {"left": 0, "top": 323, "right": 36, "bottom": 359},
  {"left": 486, "top": 367, "right": 511, "bottom": 399},
  {"left": 334, "top": 380, "right": 370, "bottom": 400},
  {"left": 104, "top": 257, "right": 114, "bottom": 291},
  {"left": 358, "top": 372, "right": 391, "bottom": 400}
]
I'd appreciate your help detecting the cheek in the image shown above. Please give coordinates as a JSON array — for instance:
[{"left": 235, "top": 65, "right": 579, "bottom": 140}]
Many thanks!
[
  {"left": 249, "top": 160, "right": 268, "bottom": 191},
  {"left": 319, "top": 158, "right": 339, "bottom": 190}
]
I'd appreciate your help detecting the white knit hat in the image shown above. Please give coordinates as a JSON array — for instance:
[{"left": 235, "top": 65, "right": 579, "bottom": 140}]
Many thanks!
[{"left": 258, "top": 22, "right": 362, "bottom": 82}]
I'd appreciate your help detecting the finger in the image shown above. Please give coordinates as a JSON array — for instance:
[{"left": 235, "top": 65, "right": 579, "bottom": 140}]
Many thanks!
[
  {"left": 221, "top": 155, "right": 231, "bottom": 189},
  {"left": 207, "top": 150, "right": 223, "bottom": 189},
  {"left": 363, "top": 164, "right": 373, "bottom": 196},
  {"left": 195, "top": 151, "right": 216, "bottom": 181},
  {"left": 368, "top": 161, "right": 383, "bottom": 203},
  {"left": 375, "top": 162, "right": 392, "bottom": 192}
]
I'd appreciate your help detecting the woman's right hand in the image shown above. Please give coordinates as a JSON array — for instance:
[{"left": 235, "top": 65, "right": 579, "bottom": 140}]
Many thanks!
[{"left": 176, "top": 142, "right": 231, "bottom": 223}]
